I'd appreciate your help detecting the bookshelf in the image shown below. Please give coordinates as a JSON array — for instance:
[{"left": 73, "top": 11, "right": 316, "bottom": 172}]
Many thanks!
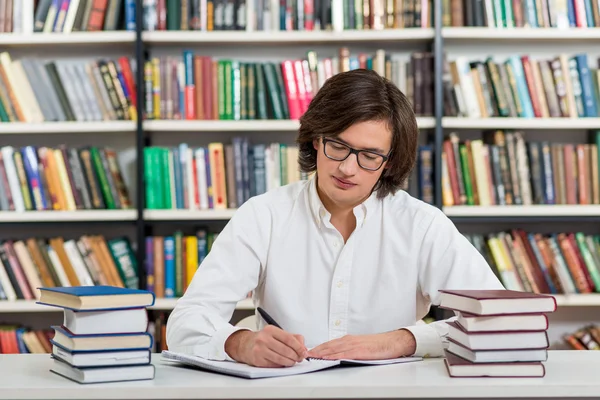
[{"left": 2, "top": 0, "right": 600, "bottom": 352}]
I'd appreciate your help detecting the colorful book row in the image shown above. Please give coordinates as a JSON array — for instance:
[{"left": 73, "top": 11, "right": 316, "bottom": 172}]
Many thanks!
[
  {"left": 0, "top": 145, "right": 132, "bottom": 212},
  {"left": 0, "top": 52, "right": 137, "bottom": 123},
  {"left": 443, "top": 0, "right": 600, "bottom": 29},
  {"left": 0, "top": 236, "right": 137, "bottom": 301},
  {"left": 142, "top": 0, "right": 432, "bottom": 32},
  {"left": 144, "top": 140, "right": 308, "bottom": 211},
  {"left": 441, "top": 130, "right": 600, "bottom": 207},
  {"left": 443, "top": 53, "right": 600, "bottom": 119},
  {"left": 466, "top": 230, "right": 600, "bottom": 295},
  {"left": 143, "top": 49, "right": 432, "bottom": 121},
  {"left": 0, "top": 326, "right": 52, "bottom": 354},
  {"left": 144, "top": 229, "right": 219, "bottom": 298}
]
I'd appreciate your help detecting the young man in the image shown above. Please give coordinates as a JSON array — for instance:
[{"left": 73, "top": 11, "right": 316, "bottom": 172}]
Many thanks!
[{"left": 166, "top": 69, "right": 504, "bottom": 368}]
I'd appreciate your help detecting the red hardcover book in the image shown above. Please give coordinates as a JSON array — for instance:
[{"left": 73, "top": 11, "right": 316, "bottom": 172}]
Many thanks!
[
  {"left": 447, "top": 321, "right": 550, "bottom": 351},
  {"left": 444, "top": 350, "right": 546, "bottom": 378},
  {"left": 438, "top": 289, "right": 557, "bottom": 315}
]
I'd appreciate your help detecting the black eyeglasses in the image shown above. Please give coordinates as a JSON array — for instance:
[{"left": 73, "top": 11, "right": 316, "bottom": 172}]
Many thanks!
[{"left": 322, "top": 138, "right": 390, "bottom": 171}]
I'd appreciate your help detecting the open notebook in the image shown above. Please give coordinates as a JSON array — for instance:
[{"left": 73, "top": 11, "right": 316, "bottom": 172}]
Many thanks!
[{"left": 161, "top": 350, "right": 421, "bottom": 379}]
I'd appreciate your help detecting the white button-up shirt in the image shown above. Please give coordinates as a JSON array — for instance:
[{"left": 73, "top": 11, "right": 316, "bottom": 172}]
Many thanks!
[{"left": 166, "top": 177, "right": 504, "bottom": 360}]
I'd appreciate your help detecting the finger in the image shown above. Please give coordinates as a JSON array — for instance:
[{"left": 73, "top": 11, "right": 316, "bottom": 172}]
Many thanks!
[
  {"left": 262, "top": 347, "right": 298, "bottom": 367},
  {"left": 267, "top": 335, "right": 305, "bottom": 363},
  {"left": 271, "top": 330, "right": 307, "bottom": 360},
  {"left": 309, "top": 339, "right": 348, "bottom": 358},
  {"left": 294, "top": 334, "right": 305, "bottom": 348}
]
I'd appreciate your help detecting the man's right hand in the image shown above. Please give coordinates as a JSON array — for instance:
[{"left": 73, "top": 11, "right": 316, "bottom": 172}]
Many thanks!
[{"left": 224, "top": 325, "right": 307, "bottom": 367}]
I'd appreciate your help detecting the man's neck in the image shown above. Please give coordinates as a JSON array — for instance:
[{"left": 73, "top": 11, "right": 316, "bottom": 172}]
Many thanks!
[{"left": 316, "top": 180, "right": 364, "bottom": 243}]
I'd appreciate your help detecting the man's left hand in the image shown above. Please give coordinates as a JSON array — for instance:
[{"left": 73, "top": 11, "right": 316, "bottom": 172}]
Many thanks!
[{"left": 306, "top": 329, "right": 417, "bottom": 360}]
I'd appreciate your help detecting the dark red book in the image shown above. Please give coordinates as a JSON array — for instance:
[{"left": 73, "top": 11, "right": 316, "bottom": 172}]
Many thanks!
[
  {"left": 438, "top": 289, "right": 557, "bottom": 315},
  {"left": 444, "top": 350, "right": 546, "bottom": 378},
  {"left": 447, "top": 321, "right": 550, "bottom": 351}
]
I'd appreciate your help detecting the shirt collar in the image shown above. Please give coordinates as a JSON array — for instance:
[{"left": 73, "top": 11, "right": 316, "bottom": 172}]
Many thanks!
[{"left": 307, "top": 174, "right": 378, "bottom": 228}]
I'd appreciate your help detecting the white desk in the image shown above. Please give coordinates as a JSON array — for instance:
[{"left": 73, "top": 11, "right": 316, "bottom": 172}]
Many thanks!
[{"left": 0, "top": 351, "right": 599, "bottom": 400}]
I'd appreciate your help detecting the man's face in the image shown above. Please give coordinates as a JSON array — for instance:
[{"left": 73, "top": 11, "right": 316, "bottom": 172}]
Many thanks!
[{"left": 313, "top": 120, "right": 392, "bottom": 211}]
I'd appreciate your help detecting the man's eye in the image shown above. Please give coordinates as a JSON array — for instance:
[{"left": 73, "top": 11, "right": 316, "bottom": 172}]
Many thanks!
[
  {"left": 363, "top": 154, "right": 378, "bottom": 160},
  {"left": 331, "top": 144, "right": 346, "bottom": 150}
]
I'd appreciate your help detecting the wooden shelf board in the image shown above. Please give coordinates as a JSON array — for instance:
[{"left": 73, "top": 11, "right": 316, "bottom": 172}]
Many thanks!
[
  {"left": 0, "top": 295, "right": 595, "bottom": 312},
  {"left": 0, "top": 32, "right": 135, "bottom": 45},
  {"left": 144, "top": 209, "right": 237, "bottom": 220},
  {"left": 0, "top": 210, "right": 137, "bottom": 223},
  {"left": 0, "top": 122, "right": 136, "bottom": 134},
  {"left": 442, "top": 117, "right": 600, "bottom": 130},
  {"left": 0, "top": 298, "right": 255, "bottom": 312},
  {"left": 144, "top": 117, "right": 435, "bottom": 132},
  {"left": 443, "top": 205, "right": 600, "bottom": 217},
  {"left": 144, "top": 120, "right": 300, "bottom": 132},
  {"left": 143, "top": 29, "right": 435, "bottom": 44},
  {"left": 442, "top": 27, "right": 600, "bottom": 40}
]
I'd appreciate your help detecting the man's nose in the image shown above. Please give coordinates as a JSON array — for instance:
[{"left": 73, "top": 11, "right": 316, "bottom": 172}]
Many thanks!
[{"left": 338, "top": 153, "right": 359, "bottom": 175}]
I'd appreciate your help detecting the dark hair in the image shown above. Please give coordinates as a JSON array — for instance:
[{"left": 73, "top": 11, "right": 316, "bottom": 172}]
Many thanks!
[{"left": 296, "top": 68, "right": 419, "bottom": 198}]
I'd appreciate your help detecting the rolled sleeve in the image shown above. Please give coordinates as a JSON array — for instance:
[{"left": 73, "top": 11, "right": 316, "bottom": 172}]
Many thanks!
[{"left": 403, "top": 323, "right": 446, "bottom": 358}]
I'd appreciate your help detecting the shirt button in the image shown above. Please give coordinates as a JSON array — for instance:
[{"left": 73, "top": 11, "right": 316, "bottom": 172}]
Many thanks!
[
  {"left": 334, "top": 320, "right": 341, "bottom": 326},
  {"left": 333, "top": 241, "right": 338, "bottom": 247},
  {"left": 337, "top": 281, "right": 343, "bottom": 288}
]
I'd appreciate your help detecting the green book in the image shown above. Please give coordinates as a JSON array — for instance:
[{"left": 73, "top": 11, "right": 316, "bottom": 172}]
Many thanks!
[
  {"left": 459, "top": 144, "right": 474, "bottom": 205},
  {"left": 90, "top": 147, "right": 115, "bottom": 209}
]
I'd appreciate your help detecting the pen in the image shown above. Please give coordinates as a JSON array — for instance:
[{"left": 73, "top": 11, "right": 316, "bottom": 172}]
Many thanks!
[{"left": 257, "top": 307, "right": 309, "bottom": 362}]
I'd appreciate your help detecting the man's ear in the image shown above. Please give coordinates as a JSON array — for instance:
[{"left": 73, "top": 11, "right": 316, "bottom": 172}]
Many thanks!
[{"left": 313, "top": 138, "right": 319, "bottom": 150}]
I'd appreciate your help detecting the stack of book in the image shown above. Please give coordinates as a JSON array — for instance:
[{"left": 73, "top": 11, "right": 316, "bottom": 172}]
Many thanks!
[
  {"left": 37, "top": 286, "right": 156, "bottom": 384},
  {"left": 438, "top": 289, "right": 557, "bottom": 378}
]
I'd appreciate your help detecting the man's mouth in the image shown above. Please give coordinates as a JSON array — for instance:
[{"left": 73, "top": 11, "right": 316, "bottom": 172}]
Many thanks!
[{"left": 333, "top": 176, "right": 356, "bottom": 188}]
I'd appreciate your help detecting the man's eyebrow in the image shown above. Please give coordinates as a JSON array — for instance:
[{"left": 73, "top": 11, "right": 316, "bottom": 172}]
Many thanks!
[{"left": 333, "top": 137, "right": 386, "bottom": 154}]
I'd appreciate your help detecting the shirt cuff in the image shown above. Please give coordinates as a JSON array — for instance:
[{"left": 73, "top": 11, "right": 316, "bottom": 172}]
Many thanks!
[
  {"left": 402, "top": 324, "right": 445, "bottom": 358},
  {"left": 212, "top": 325, "right": 252, "bottom": 361}
]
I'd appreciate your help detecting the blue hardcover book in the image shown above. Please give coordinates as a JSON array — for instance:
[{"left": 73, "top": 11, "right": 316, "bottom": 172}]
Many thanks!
[
  {"left": 37, "top": 286, "right": 155, "bottom": 311},
  {"left": 163, "top": 237, "right": 176, "bottom": 298},
  {"left": 508, "top": 56, "right": 534, "bottom": 118},
  {"left": 575, "top": 54, "right": 598, "bottom": 118},
  {"left": 125, "top": 0, "right": 136, "bottom": 31}
]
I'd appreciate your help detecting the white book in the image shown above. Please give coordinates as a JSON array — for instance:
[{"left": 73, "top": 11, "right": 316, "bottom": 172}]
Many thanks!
[
  {"left": 161, "top": 350, "right": 421, "bottom": 379},
  {"left": 1, "top": 147, "right": 25, "bottom": 212},
  {"left": 52, "top": 345, "right": 151, "bottom": 368},
  {"left": 50, "top": 357, "right": 155, "bottom": 384},
  {"left": 0, "top": 256, "right": 16, "bottom": 301}
]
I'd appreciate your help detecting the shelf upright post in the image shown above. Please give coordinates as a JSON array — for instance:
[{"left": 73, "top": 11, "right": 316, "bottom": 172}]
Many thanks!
[
  {"left": 135, "top": 0, "right": 147, "bottom": 290},
  {"left": 433, "top": 0, "right": 444, "bottom": 210}
]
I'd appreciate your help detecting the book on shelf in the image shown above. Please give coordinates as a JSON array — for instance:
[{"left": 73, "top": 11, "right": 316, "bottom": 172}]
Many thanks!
[
  {"left": 144, "top": 140, "right": 307, "bottom": 211},
  {"left": 464, "top": 230, "right": 600, "bottom": 295},
  {"left": 146, "top": 229, "right": 220, "bottom": 298},
  {"left": 0, "top": 325, "right": 52, "bottom": 354},
  {"left": 443, "top": 53, "right": 600, "bottom": 119},
  {"left": 443, "top": 0, "right": 600, "bottom": 29},
  {"left": 2, "top": 0, "right": 137, "bottom": 33},
  {"left": 143, "top": 48, "right": 433, "bottom": 121},
  {"left": 0, "top": 235, "right": 138, "bottom": 301},
  {"left": 441, "top": 130, "right": 600, "bottom": 207},
  {"left": 0, "top": 52, "right": 137, "bottom": 123},
  {"left": 142, "top": 0, "right": 432, "bottom": 32},
  {"left": 0, "top": 145, "right": 132, "bottom": 212},
  {"left": 563, "top": 324, "right": 600, "bottom": 349}
]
